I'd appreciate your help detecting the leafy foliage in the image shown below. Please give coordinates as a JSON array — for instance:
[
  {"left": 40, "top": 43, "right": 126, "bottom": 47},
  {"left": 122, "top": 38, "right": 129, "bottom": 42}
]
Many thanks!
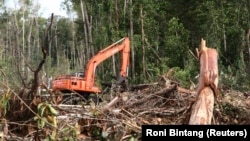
[
  {"left": 34, "top": 102, "right": 58, "bottom": 140},
  {"left": 0, "top": 89, "right": 11, "bottom": 118},
  {"left": 0, "top": 0, "right": 248, "bottom": 96}
]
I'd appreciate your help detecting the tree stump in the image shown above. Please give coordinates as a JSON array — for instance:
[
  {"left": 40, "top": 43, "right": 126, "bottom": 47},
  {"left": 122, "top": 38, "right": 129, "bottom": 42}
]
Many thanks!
[{"left": 189, "top": 39, "right": 219, "bottom": 124}]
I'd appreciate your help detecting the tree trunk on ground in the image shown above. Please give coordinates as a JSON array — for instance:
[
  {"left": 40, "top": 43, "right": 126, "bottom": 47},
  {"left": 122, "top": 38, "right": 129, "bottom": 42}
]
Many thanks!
[{"left": 189, "top": 39, "right": 219, "bottom": 125}]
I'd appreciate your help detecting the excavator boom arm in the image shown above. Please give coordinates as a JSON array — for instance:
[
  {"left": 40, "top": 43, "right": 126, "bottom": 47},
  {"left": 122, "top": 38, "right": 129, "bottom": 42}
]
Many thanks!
[{"left": 84, "top": 37, "right": 130, "bottom": 90}]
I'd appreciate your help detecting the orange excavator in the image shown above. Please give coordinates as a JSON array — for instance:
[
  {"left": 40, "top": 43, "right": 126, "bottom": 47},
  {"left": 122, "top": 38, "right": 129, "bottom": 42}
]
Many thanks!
[{"left": 52, "top": 37, "right": 130, "bottom": 96}]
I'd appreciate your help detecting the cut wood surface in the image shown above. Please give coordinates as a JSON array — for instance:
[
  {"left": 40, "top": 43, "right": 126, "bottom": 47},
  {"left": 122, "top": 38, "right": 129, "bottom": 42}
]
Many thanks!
[
  {"left": 189, "top": 87, "right": 214, "bottom": 124},
  {"left": 189, "top": 38, "right": 219, "bottom": 124}
]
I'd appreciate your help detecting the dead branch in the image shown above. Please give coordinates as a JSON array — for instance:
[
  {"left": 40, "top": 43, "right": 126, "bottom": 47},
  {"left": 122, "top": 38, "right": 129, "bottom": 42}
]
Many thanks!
[
  {"left": 130, "top": 83, "right": 158, "bottom": 91},
  {"left": 177, "top": 86, "right": 195, "bottom": 94},
  {"left": 153, "top": 84, "right": 177, "bottom": 96},
  {"left": 27, "top": 14, "right": 54, "bottom": 99},
  {"left": 189, "top": 49, "right": 198, "bottom": 60},
  {"left": 102, "top": 95, "right": 121, "bottom": 113}
]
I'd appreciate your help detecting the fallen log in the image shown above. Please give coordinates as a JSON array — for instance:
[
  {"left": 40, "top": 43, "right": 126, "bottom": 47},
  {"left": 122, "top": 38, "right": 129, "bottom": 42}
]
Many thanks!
[
  {"left": 102, "top": 95, "right": 121, "bottom": 113},
  {"left": 153, "top": 84, "right": 177, "bottom": 96},
  {"left": 177, "top": 86, "right": 195, "bottom": 94},
  {"left": 130, "top": 83, "right": 158, "bottom": 91},
  {"left": 189, "top": 38, "right": 219, "bottom": 124},
  {"left": 188, "top": 87, "right": 214, "bottom": 124}
]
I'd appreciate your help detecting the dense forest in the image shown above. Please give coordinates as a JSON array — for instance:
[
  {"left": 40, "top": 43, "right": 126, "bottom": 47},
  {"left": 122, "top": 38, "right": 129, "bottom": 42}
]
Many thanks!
[
  {"left": 0, "top": 0, "right": 249, "bottom": 91},
  {"left": 0, "top": 0, "right": 249, "bottom": 140}
]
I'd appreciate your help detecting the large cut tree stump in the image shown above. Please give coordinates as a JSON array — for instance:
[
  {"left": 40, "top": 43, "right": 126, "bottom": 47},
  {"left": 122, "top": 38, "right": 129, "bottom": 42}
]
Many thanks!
[{"left": 189, "top": 39, "right": 219, "bottom": 124}]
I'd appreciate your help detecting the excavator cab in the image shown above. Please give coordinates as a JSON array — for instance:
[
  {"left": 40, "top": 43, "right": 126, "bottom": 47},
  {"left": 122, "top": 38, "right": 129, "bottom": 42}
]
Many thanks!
[{"left": 72, "top": 72, "right": 84, "bottom": 78}]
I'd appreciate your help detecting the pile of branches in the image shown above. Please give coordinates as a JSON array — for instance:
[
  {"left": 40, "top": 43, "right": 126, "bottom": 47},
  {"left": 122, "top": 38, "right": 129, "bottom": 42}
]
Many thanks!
[{"left": 0, "top": 77, "right": 249, "bottom": 140}]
